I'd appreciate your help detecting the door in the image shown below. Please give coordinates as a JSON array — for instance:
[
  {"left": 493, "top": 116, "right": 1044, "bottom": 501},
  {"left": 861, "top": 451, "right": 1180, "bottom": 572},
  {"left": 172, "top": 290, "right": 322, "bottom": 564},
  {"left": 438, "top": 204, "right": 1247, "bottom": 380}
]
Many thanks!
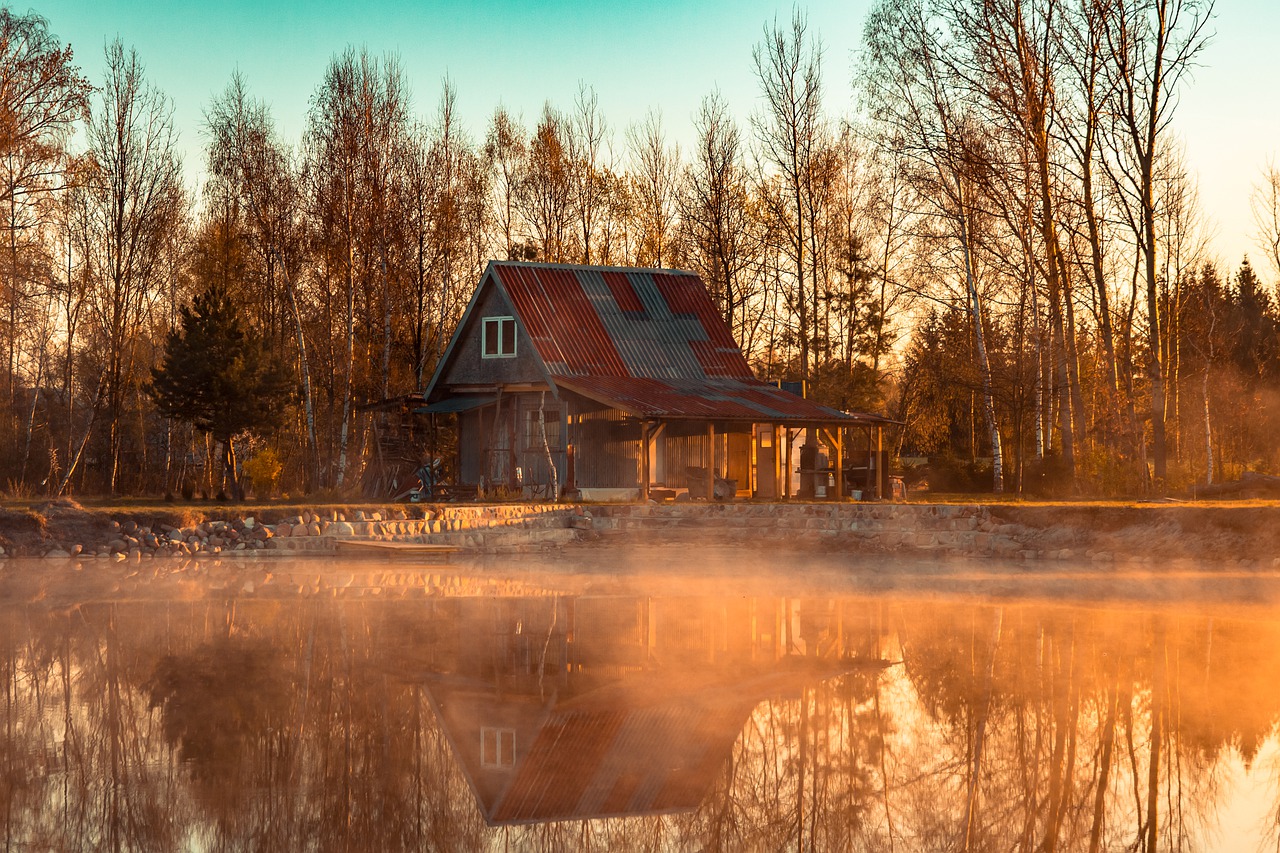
[{"left": 755, "top": 424, "right": 776, "bottom": 499}]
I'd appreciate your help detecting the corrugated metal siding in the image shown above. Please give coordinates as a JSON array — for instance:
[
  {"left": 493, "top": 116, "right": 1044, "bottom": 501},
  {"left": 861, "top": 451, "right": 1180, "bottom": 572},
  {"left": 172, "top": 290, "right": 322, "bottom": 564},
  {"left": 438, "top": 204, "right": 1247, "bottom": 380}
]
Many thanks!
[
  {"left": 662, "top": 434, "right": 706, "bottom": 488},
  {"left": 515, "top": 394, "right": 566, "bottom": 493},
  {"left": 569, "top": 405, "right": 638, "bottom": 488}
]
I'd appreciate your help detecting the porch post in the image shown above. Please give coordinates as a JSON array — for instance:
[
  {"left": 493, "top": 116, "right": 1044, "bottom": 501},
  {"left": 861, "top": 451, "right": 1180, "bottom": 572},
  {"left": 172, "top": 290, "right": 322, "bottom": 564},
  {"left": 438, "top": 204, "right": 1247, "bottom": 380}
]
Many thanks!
[
  {"left": 706, "top": 421, "right": 716, "bottom": 501},
  {"left": 640, "top": 421, "right": 651, "bottom": 502},
  {"left": 866, "top": 426, "right": 874, "bottom": 499},
  {"left": 783, "top": 427, "right": 793, "bottom": 499},
  {"left": 835, "top": 425, "right": 844, "bottom": 500},
  {"left": 774, "top": 423, "right": 782, "bottom": 501},
  {"left": 874, "top": 424, "right": 884, "bottom": 500}
]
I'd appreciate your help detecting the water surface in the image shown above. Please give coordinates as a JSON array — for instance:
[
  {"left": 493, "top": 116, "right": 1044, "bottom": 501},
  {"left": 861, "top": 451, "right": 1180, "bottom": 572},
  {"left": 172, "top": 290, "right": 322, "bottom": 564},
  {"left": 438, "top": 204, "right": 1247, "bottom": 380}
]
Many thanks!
[{"left": 1, "top": 551, "right": 1278, "bottom": 851}]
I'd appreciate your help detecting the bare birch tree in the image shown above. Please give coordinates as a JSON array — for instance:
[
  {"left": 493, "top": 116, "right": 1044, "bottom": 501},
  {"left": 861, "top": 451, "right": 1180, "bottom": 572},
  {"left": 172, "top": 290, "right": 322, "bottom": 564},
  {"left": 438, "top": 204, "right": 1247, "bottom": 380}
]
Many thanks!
[
  {"left": 1252, "top": 160, "right": 1280, "bottom": 285},
  {"left": 1099, "top": 0, "right": 1214, "bottom": 484},
  {"left": 82, "top": 40, "right": 187, "bottom": 493},
  {"left": 681, "top": 90, "right": 762, "bottom": 345},
  {"left": 863, "top": 0, "right": 1006, "bottom": 491},
  {"left": 484, "top": 106, "right": 526, "bottom": 261},
  {"left": 752, "top": 10, "right": 824, "bottom": 385},
  {"left": 627, "top": 109, "right": 681, "bottom": 269},
  {"left": 517, "top": 104, "right": 574, "bottom": 262}
]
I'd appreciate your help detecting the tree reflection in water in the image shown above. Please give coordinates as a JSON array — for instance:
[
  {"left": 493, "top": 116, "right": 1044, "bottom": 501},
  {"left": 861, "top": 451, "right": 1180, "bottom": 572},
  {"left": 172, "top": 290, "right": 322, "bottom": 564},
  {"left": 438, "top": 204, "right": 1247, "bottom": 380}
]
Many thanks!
[{"left": 0, "top": 571, "right": 1276, "bottom": 850}]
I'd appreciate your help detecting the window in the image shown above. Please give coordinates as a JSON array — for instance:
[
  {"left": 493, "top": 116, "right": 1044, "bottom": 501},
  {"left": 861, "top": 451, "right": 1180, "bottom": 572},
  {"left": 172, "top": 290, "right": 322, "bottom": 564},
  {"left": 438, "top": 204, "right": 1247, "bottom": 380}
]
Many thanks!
[
  {"left": 481, "top": 727, "right": 516, "bottom": 769},
  {"left": 483, "top": 316, "right": 517, "bottom": 358}
]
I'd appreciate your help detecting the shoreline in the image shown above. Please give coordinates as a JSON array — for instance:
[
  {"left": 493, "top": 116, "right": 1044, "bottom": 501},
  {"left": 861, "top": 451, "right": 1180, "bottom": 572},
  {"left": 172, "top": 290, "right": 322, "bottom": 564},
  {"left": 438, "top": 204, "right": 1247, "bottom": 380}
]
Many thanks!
[{"left": 0, "top": 499, "right": 1277, "bottom": 568}]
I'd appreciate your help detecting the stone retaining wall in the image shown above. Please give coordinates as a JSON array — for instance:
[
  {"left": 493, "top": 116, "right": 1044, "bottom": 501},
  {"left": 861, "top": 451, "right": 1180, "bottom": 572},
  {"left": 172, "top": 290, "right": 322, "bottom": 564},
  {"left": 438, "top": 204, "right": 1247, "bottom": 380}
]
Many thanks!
[
  {"left": 6, "top": 503, "right": 588, "bottom": 561},
  {"left": 251, "top": 503, "right": 585, "bottom": 556},
  {"left": 10, "top": 499, "right": 1280, "bottom": 566},
  {"left": 588, "top": 502, "right": 1280, "bottom": 566},
  {"left": 590, "top": 503, "right": 1024, "bottom": 556}
]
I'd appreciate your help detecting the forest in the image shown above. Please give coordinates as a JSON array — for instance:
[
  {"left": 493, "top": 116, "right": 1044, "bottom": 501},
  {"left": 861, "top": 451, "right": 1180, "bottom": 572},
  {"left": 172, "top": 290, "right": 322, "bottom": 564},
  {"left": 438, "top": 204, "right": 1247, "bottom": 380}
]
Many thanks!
[{"left": 0, "top": 0, "right": 1276, "bottom": 499}]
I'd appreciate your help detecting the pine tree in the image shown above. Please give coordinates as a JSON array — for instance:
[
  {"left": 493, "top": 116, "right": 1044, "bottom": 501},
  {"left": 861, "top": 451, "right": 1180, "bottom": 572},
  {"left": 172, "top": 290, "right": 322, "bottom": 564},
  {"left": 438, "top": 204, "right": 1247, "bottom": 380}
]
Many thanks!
[{"left": 149, "top": 283, "right": 291, "bottom": 498}]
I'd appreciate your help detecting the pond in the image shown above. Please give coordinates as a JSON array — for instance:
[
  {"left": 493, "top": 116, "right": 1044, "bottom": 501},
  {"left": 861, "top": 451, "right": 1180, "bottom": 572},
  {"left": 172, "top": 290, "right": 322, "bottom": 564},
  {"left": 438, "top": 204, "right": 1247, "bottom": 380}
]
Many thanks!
[{"left": 0, "top": 550, "right": 1278, "bottom": 851}]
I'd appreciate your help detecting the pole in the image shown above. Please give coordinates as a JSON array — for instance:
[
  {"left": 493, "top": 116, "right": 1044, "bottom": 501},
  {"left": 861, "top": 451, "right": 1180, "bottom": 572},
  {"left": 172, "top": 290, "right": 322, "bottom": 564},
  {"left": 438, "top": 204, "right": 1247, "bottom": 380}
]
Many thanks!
[
  {"left": 640, "top": 421, "right": 650, "bottom": 502},
  {"left": 706, "top": 422, "right": 716, "bottom": 501}
]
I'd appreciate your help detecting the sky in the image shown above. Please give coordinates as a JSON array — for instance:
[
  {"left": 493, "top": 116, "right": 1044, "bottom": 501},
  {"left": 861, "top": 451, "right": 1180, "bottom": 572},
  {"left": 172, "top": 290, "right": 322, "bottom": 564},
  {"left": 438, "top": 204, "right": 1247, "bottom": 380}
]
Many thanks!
[{"left": 32, "top": 0, "right": 1280, "bottom": 276}]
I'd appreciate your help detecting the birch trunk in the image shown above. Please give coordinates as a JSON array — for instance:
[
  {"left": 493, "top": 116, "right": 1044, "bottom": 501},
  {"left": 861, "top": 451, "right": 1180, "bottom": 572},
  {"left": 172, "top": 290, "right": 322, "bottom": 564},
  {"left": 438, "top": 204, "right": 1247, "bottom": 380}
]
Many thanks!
[
  {"left": 958, "top": 194, "right": 1004, "bottom": 493},
  {"left": 537, "top": 391, "right": 559, "bottom": 499},
  {"left": 55, "top": 374, "right": 107, "bottom": 496},
  {"left": 1202, "top": 367, "right": 1213, "bottom": 485},
  {"left": 335, "top": 209, "right": 356, "bottom": 489},
  {"left": 280, "top": 264, "right": 318, "bottom": 491}
]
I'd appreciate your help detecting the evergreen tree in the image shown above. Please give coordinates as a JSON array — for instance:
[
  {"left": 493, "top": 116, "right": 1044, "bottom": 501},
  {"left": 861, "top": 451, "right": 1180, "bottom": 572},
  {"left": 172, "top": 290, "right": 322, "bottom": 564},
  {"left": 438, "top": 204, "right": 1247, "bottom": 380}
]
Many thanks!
[{"left": 149, "top": 283, "right": 291, "bottom": 498}]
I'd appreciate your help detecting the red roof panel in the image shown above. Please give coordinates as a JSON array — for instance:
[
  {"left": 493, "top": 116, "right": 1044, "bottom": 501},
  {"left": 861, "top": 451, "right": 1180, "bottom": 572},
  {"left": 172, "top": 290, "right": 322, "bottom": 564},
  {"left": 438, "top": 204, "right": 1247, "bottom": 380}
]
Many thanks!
[{"left": 602, "top": 270, "right": 646, "bottom": 314}]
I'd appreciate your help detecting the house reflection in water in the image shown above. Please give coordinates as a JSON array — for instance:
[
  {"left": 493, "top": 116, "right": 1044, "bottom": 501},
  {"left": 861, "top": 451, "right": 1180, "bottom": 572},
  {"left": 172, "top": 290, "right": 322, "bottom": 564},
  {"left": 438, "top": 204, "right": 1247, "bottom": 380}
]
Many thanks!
[{"left": 420, "top": 596, "right": 879, "bottom": 825}]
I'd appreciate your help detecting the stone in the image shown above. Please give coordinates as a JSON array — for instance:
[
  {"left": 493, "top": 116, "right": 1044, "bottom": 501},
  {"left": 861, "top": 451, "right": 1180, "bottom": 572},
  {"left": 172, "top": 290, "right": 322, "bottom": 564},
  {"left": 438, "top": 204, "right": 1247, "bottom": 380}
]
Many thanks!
[
  {"left": 329, "top": 521, "right": 354, "bottom": 537},
  {"left": 276, "top": 523, "right": 293, "bottom": 538},
  {"left": 44, "top": 549, "right": 71, "bottom": 560},
  {"left": 243, "top": 516, "right": 256, "bottom": 529}
]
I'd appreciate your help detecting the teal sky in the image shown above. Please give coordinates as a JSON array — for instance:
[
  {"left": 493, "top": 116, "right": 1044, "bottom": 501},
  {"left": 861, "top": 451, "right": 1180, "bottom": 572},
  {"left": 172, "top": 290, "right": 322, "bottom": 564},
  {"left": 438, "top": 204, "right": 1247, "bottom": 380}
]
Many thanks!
[{"left": 33, "top": 0, "right": 1280, "bottom": 274}]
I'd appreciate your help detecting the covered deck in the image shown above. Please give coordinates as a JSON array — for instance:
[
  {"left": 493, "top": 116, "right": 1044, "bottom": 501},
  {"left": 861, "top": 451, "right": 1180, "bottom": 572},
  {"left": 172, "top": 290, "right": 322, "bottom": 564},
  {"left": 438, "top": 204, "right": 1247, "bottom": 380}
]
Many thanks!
[{"left": 632, "top": 412, "right": 897, "bottom": 503}]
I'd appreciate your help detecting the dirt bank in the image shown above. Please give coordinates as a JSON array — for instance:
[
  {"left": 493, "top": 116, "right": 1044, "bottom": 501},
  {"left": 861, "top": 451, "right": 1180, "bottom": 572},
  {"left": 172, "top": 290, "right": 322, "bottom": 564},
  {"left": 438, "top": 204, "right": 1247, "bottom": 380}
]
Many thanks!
[
  {"left": 0, "top": 498, "right": 1278, "bottom": 567},
  {"left": 986, "top": 503, "right": 1280, "bottom": 565}
]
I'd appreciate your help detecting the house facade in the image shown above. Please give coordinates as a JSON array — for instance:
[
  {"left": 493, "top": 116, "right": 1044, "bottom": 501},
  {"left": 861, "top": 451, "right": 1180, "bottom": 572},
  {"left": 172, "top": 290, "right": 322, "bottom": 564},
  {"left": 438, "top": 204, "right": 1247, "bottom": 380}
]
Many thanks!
[{"left": 422, "top": 262, "right": 893, "bottom": 500}]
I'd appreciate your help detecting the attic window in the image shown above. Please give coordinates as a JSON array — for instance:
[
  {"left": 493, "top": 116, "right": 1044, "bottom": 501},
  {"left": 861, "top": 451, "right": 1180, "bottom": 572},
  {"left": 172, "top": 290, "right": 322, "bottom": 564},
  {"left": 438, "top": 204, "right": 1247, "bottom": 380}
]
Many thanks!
[
  {"left": 481, "top": 727, "right": 515, "bottom": 769},
  {"left": 483, "top": 316, "right": 517, "bottom": 358}
]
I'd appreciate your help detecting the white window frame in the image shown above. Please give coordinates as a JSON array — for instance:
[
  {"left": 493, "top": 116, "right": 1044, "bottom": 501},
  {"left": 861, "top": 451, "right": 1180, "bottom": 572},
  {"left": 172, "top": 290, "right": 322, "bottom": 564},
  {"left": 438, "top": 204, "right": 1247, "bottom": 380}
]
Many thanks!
[
  {"left": 482, "top": 316, "right": 517, "bottom": 359},
  {"left": 480, "top": 726, "right": 516, "bottom": 768}
]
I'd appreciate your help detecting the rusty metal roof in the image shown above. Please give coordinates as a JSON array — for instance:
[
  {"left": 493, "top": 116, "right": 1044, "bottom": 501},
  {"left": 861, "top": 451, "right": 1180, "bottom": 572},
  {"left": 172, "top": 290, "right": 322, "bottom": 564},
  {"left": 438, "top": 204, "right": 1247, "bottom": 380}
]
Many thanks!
[
  {"left": 489, "top": 702, "right": 749, "bottom": 824},
  {"left": 446, "top": 262, "right": 889, "bottom": 425}
]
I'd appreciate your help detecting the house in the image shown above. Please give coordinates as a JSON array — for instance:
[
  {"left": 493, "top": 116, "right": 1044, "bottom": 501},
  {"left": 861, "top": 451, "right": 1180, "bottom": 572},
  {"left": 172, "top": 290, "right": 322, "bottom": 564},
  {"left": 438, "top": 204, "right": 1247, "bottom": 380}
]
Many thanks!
[
  {"left": 421, "top": 261, "right": 894, "bottom": 500},
  {"left": 421, "top": 594, "right": 872, "bottom": 825}
]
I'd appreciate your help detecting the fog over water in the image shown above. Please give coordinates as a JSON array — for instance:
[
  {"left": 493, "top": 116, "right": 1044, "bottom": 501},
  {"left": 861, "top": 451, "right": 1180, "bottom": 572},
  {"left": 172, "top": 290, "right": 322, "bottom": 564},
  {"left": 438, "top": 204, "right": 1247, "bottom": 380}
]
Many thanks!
[{"left": 1, "top": 550, "right": 1278, "bottom": 851}]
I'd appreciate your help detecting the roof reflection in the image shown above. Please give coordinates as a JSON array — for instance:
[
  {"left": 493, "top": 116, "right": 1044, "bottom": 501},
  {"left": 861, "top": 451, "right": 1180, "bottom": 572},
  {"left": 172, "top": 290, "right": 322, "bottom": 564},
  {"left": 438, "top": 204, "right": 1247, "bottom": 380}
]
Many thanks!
[{"left": 419, "top": 596, "right": 883, "bottom": 824}]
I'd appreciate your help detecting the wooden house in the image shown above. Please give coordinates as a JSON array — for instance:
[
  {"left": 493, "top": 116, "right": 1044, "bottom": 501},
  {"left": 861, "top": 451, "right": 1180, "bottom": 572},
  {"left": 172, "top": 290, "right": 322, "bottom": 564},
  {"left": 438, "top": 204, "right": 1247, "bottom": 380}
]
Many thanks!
[
  {"left": 422, "top": 261, "right": 894, "bottom": 500},
  {"left": 422, "top": 594, "right": 865, "bottom": 825}
]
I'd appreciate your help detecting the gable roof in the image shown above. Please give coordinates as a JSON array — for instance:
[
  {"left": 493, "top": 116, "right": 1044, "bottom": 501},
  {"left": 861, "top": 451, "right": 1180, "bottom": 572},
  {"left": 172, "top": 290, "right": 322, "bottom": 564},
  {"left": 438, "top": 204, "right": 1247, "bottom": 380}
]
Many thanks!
[
  {"left": 427, "top": 661, "right": 860, "bottom": 825},
  {"left": 427, "top": 261, "right": 891, "bottom": 424}
]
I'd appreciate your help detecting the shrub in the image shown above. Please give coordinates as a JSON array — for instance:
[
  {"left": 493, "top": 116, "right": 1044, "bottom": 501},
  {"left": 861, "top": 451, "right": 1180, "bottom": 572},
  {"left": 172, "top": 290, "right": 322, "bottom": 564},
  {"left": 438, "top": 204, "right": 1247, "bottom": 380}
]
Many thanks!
[{"left": 243, "top": 448, "right": 283, "bottom": 499}]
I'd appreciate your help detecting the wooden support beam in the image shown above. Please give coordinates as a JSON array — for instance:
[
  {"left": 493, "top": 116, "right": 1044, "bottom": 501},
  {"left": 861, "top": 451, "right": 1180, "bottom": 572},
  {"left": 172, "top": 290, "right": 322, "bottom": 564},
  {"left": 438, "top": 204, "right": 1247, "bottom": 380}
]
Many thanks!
[
  {"left": 783, "top": 428, "right": 793, "bottom": 499},
  {"left": 640, "top": 421, "right": 651, "bottom": 502},
  {"left": 774, "top": 424, "right": 782, "bottom": 500},
  {"left": 874, "top": 425, "right": 884, "bottom": 500},
  {"left": 835, "top": 427, "right": 844, "bottom": 500},
  {"left": 706, "top": 421, "right": 716, "bottom": 501},
  {"left": 818, "top": 428, "right": 841, "bottom": 500}
]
